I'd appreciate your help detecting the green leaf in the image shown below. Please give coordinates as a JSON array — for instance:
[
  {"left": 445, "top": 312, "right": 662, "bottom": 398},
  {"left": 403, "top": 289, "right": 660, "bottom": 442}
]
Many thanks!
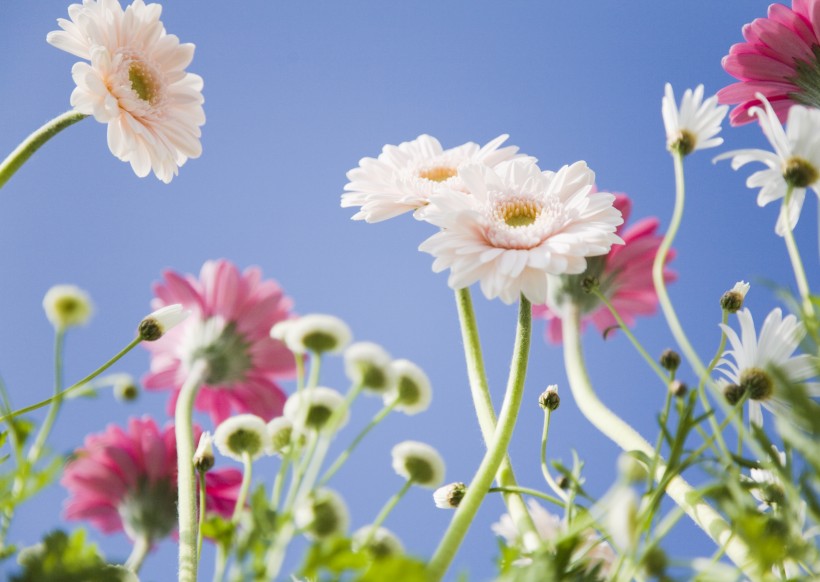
[
  {"left": 355, "top": 554, "right": 428, "bottom": 582},
  {"left": 299, "top": 536, "right": 367, "bottom": 578},
  {"left": 10, "top": 529, "right": 136, "bottom": 582},
  {"left": 200, "top": 514, "right": 236, "bottom": 550}
]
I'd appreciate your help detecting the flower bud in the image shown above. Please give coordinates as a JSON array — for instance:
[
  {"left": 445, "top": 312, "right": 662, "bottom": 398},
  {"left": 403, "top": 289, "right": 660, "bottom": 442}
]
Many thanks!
[
  {"left": 720, "top": 281, "right": 750, "bottom": 314},
  {"left": 641, "top": 546, "right": 668, "bottom": 578},
  {"left": 138, "top": 304, "right": 189, "bottom": 341},
  {"left": 668, "top": 379, "right": 688, "bottom": 398},
  {"left": 723, "top": 383, "right": 745, "bottom": 405},
  {"left": 433, "top": 482, "right": 466, "bottom": 509},
  {"left": 112, "top": 374, "right": 139, "bottom": 402},
  {"left": 193, "top": 431, "right": 215, "bottom": 473},
  {"left": 617, "top": 453, "right": 647, "bottom": 484},
  {"left": 658, "top": 349, "right": 680, "bottom": 372},
  {"left": 538, "top": 385, "right": 560, "bottom": 411}
]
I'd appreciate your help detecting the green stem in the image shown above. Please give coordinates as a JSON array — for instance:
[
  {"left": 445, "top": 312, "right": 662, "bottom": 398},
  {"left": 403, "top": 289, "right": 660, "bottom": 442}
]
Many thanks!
[
  {"left": 271, "top": 449, "right": 292, "bottom": 510},
  {"left": 560, "top": 301, "right": 753, "bottom": 574},
  {"left": 307, "top": 353, "right": 322, "bottom": 388},
  {"left": 363, "top": 479, "right": 413, "bottom": 547},
  {"left": 781, "top": 186, "right": 815, "bottom": 321},
  {"left": 697, "top": 311, "right": 731, "bottom": 459},
  {"left": 124, "top": 534, "right": 151, "bottom": 574},
  {"left": 488, "top": 486, "right": 564, "bottom": 508},
  {"left": 427, "top": 294, "right": 533, "bottom": 581},
  {"left": 653, "top": 151, "right": 707, "bottom": 379},
  {"left": 540, "top": 408, "right": 567, "bottom": 502},
  {"left": 453, "top": 288, "right": 539, "bottom": 549},
  {"left": 0, "top": 336, "right": 142, "bottom": 424},
  {"left": 197, "top": 471, "right": 206, "bottom": 560},
  {"left": 0, "top": 111, "right": 88, "bottom": 190},
  {"left": 26, "top": 328, "right": 66, "bottom": 466},
  {"left": 295, "top": 353, "right": 305, "bottom": 392},
  {"left": 175, "top": 359, "right": 208, "bottom": 582},
  {"left": 232, "top": 453, "right": 253, "bottom": 524}
]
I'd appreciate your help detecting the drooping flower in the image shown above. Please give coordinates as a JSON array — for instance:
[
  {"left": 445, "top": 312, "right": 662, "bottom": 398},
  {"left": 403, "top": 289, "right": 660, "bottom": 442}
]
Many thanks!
[
  {"left": 662, "top": 84, "right": 728, "bottom": 155},
  {"left": 718, "top": 1, "right": 820, "bottom": 125},
  {"left": 341, "top": 134, "right": 525, "bottom": 222},
  {"left": 533, "top": 195, "right": 674, "bottom": 343},
  {"left": 61, "top": 416, "right": 241, "bottom": 543},
  {"left": 714, "top": 94, "right": 820, "bottom": 235},
  {"left": 213, "top": 414, "right": 270, "bottom": 462},
  {"left": 419, "top": 160, "right": 623, "bottom": 305},
  {"left": 383, "top": 359, "right": 432, "bottom": 415},
  {"left": 343, "top": 342, "right": 394, "bottom": 394},
  {"left": 47, "top": 0, "right": 204, "bottom": 183},
  {"left": 282, "top": 314, "right": 352, "bottom": 355},
  {"left": 42, "top": 284, "right": 94, "bottom": 330},
  {"left": 283, "top": 387, "right": 348, "bottom": 434},
  {"left": 391, "top": 440, "right": 445, "bottom": 488},
  {"left": 143, "top": 259, "right": 296, "bottom": 424},
  {"left": 715, "top": 307, "right": 820, "bottom": 426},
  {"left": 294, "top": 488, "right": 349, "bottom": 540}
]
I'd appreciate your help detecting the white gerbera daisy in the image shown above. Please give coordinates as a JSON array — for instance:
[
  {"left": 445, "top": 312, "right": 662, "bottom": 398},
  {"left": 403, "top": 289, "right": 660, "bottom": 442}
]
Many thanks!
[
  {"left": 419, "top": 159, "right": 623, "bottom": 304},
  {"left": 47, "top": 0, "right": 205, "bottom": 183},
  {"left": 391, "top": 440, "right": 445, "bottom": 488},
  {"left": 662, "top": 83, "right": 727, "bottom": 155},
  {"left": 341, "top": 134, "right": 525, "bottom": 222},
  {"left": 714, "top": 94, "right": 820, "bottom": 235},
  {"left": 715, "top": 308, "right": 820, "bottom": 426}
]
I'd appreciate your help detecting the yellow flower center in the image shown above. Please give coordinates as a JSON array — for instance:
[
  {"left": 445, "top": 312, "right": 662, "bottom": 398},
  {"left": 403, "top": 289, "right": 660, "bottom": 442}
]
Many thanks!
[
  {"left": 129, "top": 61, "right": 160, "bottom": 104},
  {"left": 501, "top": 199, "right": 539, "bottom": 227},
  {"left": 419, "top": 166, "right": 457, "bottom": 182},
  {"left": 782, "top": 156, "right": 819, "bottom": 188}
]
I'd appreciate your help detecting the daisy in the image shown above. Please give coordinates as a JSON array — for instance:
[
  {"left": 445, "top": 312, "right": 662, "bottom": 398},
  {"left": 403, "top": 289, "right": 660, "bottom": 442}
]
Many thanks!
[
  {"left": 42, "top": 284, "right": 94, "bottom": 330},
  {"left": 534, "top": 195, "right": 675, "bottom": 343},
  {"left": 714, "top": 94, "right": 820, "bottom": 235},
  {"left": 143, "top": 259, "right": 296, "bottom": 424},
  {"left": 61, "top": 416, "right": 241, "bottom": 544},
  {"left": 718, "top": 0, "right": 820, "bottom": 125},
  {"left": 715, "top": 307, "right": 820, "bottom": 426},
  {"left": 391, "top": 440, "right": 445, "bottom": 488},
  {"left": 661, "top": 84, "right": 727, "bottom": 155},
  {"left": 419, "top": 159, "right": 623, "bottom": 305},
  {"left": 341, "top": 134, "right": 524, "bottom": 222},
  {"left": 47, "top": 0, "right": 204, "bottom": 183}
]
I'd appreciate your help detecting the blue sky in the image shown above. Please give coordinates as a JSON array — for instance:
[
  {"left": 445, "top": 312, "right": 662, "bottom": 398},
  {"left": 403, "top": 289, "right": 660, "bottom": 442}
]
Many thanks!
[{"left": 1, "top": 1, "right": 813, "bottom": 580}]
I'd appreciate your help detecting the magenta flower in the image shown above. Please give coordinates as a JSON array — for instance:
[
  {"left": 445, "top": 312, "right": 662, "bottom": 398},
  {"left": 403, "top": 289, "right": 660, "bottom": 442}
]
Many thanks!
[
  {"left": 533, "top": 195, "right": 676, "bottom": 343},
  {"left": 718, "top": 0, "right": 820, "bottom": 125},
  {"left": 61, "top": 417, "right": 241, "bottom": 543},
  {"left": 143, "top": 259, "right": 296, "bottom": 424}
]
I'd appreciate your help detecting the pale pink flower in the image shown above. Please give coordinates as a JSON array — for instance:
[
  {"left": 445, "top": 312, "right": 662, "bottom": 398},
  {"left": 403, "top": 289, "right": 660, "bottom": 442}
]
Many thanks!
[
  {"left": 143, "top": 259, "right": 296, "bottom": 424},
  {"left": 718, "top": 0, "right": 820, "bottom": 125},
  {"left": 419, "top": 159, "right": 623, "bottom": 305},
  {"left": 47, "top": 0, "right": 204, "bottom": 182},
  {"left": 341, "top": 134, "right": 525, "bottom": 222},
  {"left": 61, "top": 416, "right": 241, "bottom": 543},
  {"left": 533, "top": 195, "right": 676, "bottom": 343}
]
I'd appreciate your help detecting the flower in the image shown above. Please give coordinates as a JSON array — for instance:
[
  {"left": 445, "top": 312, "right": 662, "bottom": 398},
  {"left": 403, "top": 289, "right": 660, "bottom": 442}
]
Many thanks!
[
  {"left": 341, "top": 134, "right": 525, "bottom": 223},
  {"left": 138, "top": 304, "right": 189, "bottom": 341},
  {"left": 492, "top": 499, "right": 616, "bottom": 577},
  {"left": 351, "top": 526, "right": 404, "bottom": 558},
  {"left": 343, "top": 342, "right": 394, "bottom": 393},
  {"left": 283, "top": 314, "right": 352, "bottom": 355},
  {"left": 47, "top": 0, "right": 205, "bottom": 183},
  {"left": 433, "top": 482, "right": 466, "bottom": 509},
  {"left": 383, "top": 359, "right": 432, "bottom": 415},
  {"left": 718, "top": 1, "right": 820, "bottom": 125},
  {"left": 193, "top": 431, "right": 215, "bottom": 473},
  {"left": 714, "top": 95, "right": 820, "bottom": 235},
  {"left": 294, "top": 488, "right": 349, "bottom": 540},
  {"left": 111, "top": 373, "right": 140, "bottom": 402},
  {"left": 42, "top": 284, "right": 94, "bottom": 329},
  {"left": 283, "top": 387, "right": 348, "bottom": 434},
  {"left": 749, "top": 448, "right": 787, "bottom": 509},
  {"left": 715, "top": 307, "right": 820, "bottom": 425},
  {"left": 142, "top": 259, "right": 297, "bottom": 424},
  {"left": 267, "top": 416, "right": 294, "bottom": 456},
  {"left": 61, "top": 416, "right": 241, "bottom": 543},
  {"left": 533, "top": 195, "right": 673, "bottom": 343},
  {"left": 391, "top": 440, "right": 445, "bottom": 488},
  {"left": 213, "top": 414, "right": 269, "bottom": 462},
  {"left": 720, "top": 281, "right": 751, "bottom": 313},
  {"left": 661, "top": 84, "right": 728, "bottom": 155},
  {"left": 419, "top": 160, "right": 623, "bottom": 305}
]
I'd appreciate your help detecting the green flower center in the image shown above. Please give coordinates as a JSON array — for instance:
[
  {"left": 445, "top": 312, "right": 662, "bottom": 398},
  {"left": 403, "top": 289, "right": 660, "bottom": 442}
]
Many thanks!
[
  {"left": 128, "top": 61, "right": 160, "bottom": 105},
  {"left": 404, "top": 456, "right": 435, "bottom": 485},
  {"left": 193, "top": 322, "right": 252, "bottom": 385},
  {"left": 740, "top": 367, "right": 773, "bottom": 401},
  {"left": 310, "top": 497, "right": 343, "bottom": 538},
  {"left": 790, "top": 44, "right": 820, "bottom": 110},
  {"left": 669, "top": 130, "right": 696, "bottom": 156},
  {"left": 305, "top": 404, "right": 333, "bottom": 429},
  {"left": 782, "top": 156, "right": 818, "bottom": 189},
  {"left": 361, "top": 365, "right": 389, "bottom": 391},
  {"left": 226, "top": 428, "right": 264, "bottom": 458},
  {"left": 302, "top": 331, "right": 339, "bottom": 354},
  {"left": 119, "top": 477, "right": 177, "bottom": 542},
  {"left": 397, "top": 376, "right": 421, "bottom": 406}
]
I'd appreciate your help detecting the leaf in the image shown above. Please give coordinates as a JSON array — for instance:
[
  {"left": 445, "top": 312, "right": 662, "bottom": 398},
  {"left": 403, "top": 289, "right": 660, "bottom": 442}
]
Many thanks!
[
  {"left": 355, "top": 554, "right": 428, "bottom": 582},
  {"left": 200, "top": 514, "right": 235, "bottom": 550},
  {"left": 299, "top": 536, "right": 367, "bottom": 578}
]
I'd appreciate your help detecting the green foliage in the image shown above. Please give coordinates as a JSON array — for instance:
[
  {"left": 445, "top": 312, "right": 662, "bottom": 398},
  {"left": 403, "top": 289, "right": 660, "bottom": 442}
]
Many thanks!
[
  {"left": 10, "top": 529, "right": 135, "bottom": 582},
  {"left": 231, "top": 484, "right": 278, "bottom": 579},
  {"left": 201, "top": 514, "right": 236, "bottom": 551},
  {"left": 299, "top": 536, "right": 367, "bottom": 579}
]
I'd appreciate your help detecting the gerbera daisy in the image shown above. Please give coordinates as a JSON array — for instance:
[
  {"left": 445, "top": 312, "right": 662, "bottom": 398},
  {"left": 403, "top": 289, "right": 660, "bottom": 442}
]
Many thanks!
[
  {"left": 718, "top": 0, "right": 820, "bottom": 125},
  {"left": 419, "top": 159, "right": 623, "bottom": 305},
  {"left": 533, "top": 195, "right": 675, "bottom": 343},
  {"left": 61, "top": 416, "right": 241, "bottom": 543},
  {"left": 47, "top": 0, "right": 204, "bottom": 183},
  {"left": 661, "top": 84, "right": 728, "bottom": 155},
  {"left": 715, "top": 307, "right": 820, "bottom": 426},
  {"left": 341, "top": 134, "right": 524, "bottom": 222},
  {"left": 714, "top": 94, "right": 820, "bottom": 235},
  {"left": 143, "top": 259, "right": 296, "bottom": 424}
]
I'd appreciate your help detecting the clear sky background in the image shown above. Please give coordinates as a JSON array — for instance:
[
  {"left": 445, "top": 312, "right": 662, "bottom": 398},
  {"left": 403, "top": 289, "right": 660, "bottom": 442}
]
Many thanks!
[{"left": 1, "top": 1, "right": 814, "bottom": 580}]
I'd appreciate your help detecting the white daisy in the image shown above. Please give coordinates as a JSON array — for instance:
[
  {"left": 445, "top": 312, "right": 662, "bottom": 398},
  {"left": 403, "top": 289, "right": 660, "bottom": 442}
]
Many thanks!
[
  {"left": 351, "top": 526, "right": 404, "bottom": 558},
  {"left": 283, "top": 314, "right": 352, "bottom": 355},
  {"left": 294, "top": 488, "right": 349, "bottom": 540},
  {"left": 213, "top": 414, "right": 269, "bottom": 462},
  {"left": 341, "top": 134, "right": 525, "bottom": 222},
  {"left": 42, "top": 284, "right": 94, "bottom": 329},
  {"left": 283, "top": 387, "right": 348, "bottom": 434},
  {"left": 748, "top": 448, "right": 787, "bottom": 510},
  {"left": 714, "top": 94, "right": 820, "bottom": 235},
  {"left": 47, "top": 0, "right": 205, "bottom": 183},
  {"left": 383, "top": 359, "right": 432, "bottom": 415},
  {"left": 715, "top": 308, "right": 820, "bottom": 426},
  {"left": 391, "top": 440, "right": 445, "bottom": 488},
  {"left": 343, "top": 341, "right": 394, "bottom": 393},
  {"left": 661, "top": 83, "right": 727, "bottom": 155},
  {"left": 419, "top": 159, "right": 623, "bottom": 305}
]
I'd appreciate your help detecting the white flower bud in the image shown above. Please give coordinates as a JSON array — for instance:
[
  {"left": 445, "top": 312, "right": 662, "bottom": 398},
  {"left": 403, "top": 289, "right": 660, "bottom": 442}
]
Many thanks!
[
  {"left": 138, "top": 304, "right": 189, "bottom": 341},
  {"left": 193, "top": 431, "right": 215, "bottom": 473}
]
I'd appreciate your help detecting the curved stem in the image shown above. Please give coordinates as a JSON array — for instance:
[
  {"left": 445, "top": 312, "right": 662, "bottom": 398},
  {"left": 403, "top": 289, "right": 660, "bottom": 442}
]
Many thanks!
[
  {"left": 0, "top": 336, "right": 142, "bottom": 424},
  {"left": 540, "top": 408, "right": 568, "bottom": 502},
  {"left": 0, "top": 111, "right": 88, "bottom": 190},
  {"left": 653, "top": 151, "right": 707, "bottom": 379},
  {"left": 561, "top": 302, "right": 754, "bottom": 574},
  {"left": 453, "top": 288, "right": 539, "bottom": 548},
  {"left": 363, "top": 479, "right": 413, "bottom": 547},
  {"left": 232, "top": 453, "right": 253, "bottom": 524},
  {"left": 488, "top": 486, "right": 564, "bottom": 508},
  {"left": 124, "top": 534, "right": 151, "bottom": 574},
  {"left": 781, "top": 187, "right": 815, "bottom": 321},
  {"left": 26, "top": 328, "right": 66, "bottom": 465},
  {"left": 427, "top": 295, "right": 533, "bottom": 581},
  {"left": 175, "top": 359, "right": 208, "bottom": 582},
  {"left": 197, "top": 471, "right": 206, "bottom": 560}
]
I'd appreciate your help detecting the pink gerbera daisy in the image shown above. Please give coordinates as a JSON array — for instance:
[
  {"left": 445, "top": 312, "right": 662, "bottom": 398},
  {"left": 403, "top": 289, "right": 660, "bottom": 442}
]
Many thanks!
[
  {"left": 533, "top": 195, "right": 676, "bottom": 343},
  {"left": 143, "top": 259, "right": 296, "bottom": 424},
  {"left": 718, "top": 0, "right": 820, "bottom": 125},
  {"left": 61, "top": 416, "right": 241, "bottom": 543}
]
